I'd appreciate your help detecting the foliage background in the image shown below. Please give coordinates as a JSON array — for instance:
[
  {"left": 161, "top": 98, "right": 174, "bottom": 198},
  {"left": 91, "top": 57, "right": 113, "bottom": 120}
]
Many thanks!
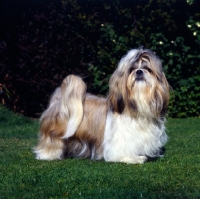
[{"left": 0, "top": 0, "right": 200, "bottom": 117}]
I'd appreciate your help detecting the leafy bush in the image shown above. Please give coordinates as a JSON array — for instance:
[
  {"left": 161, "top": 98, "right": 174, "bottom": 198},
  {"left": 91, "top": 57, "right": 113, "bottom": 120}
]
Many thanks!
[{"left": 0, "top": 0, "right": 199, "bottom": 117}]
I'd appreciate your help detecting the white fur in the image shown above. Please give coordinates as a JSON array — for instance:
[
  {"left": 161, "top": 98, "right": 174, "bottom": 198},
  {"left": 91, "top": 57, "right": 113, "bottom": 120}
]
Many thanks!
[
  {"left": 35, "top": 136, "right": 64, "bottom": 160},
  {"left": 103, "top": 112, "right": 167, "bottom": 164},
  {"left": 118, "top": 49, "right": 139, "bottom": 70}
]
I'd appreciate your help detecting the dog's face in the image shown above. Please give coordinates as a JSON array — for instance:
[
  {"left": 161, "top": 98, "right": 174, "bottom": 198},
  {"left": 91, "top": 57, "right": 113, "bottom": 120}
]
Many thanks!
[{"left": 108, "top": 49, "right": 170, "bottom": 117}]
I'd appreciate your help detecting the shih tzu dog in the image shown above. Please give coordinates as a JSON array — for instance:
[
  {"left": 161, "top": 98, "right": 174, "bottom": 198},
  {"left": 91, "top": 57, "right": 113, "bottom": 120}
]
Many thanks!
[{"left": 34, "top": 48, "right": 170, "bottom": 164}]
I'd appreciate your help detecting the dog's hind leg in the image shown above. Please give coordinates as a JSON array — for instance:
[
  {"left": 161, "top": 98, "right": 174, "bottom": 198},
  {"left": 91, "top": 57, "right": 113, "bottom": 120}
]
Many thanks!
[{"left": 33, "top": 75, "right": 87, "bottom": 160}]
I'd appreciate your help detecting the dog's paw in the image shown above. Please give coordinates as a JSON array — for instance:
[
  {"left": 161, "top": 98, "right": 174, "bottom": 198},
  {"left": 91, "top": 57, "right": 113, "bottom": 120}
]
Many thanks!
[{"left": 120, "top": 156, "right": 147, "bottom": 164}]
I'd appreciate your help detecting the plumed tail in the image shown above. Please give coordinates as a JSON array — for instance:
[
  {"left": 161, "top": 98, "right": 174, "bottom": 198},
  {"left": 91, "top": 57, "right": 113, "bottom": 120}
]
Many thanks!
[
  {"left": 40, "top": 75, "right": 87, "bottom": 139},
  {"left": 60, "top": 75, "right": 87, "bottom": 139}
]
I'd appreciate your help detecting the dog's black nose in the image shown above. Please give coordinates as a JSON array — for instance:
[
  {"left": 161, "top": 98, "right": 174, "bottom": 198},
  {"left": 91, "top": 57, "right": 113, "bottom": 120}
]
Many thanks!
[
  {"left": 135, "top": 69, "right": 144, "bottom": 81},
  {"left": 136, "top": 69, "right": 143, "bottom": 76}
]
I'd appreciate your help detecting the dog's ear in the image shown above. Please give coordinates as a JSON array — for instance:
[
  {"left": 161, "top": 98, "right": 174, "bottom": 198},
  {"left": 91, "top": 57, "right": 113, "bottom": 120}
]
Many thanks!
[
  {"left": 153, "top": 72, "right": 170, "bottom": 117},
  {"left": 108, "top": 93, "right": 125, "bottom": 114},
  {"left": 160, "top": 72, "right": 170, "bottom": 115},
  {"left": 107, "top": 70, "right": 126, "bottom": 114}
]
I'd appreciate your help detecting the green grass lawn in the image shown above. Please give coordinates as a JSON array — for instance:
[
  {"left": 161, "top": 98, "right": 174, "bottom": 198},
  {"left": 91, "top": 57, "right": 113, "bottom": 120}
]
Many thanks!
[{"left": 0, "top": 105, "right": 200, "bottom": 199}]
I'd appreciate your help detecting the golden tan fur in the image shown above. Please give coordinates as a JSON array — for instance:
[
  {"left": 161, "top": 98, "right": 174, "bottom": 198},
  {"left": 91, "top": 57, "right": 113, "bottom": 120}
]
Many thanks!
[
  {"left": 34, "top": 48, "right": 170, "bottom": 163},
  {"left": 63, "top": 95, "right": 107, "bottom": 159}
]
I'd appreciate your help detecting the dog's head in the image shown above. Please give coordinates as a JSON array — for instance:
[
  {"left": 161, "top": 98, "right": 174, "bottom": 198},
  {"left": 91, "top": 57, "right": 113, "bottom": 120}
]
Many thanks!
[{"left": 108, "top": 48, "right": 170, "bottom": 118}]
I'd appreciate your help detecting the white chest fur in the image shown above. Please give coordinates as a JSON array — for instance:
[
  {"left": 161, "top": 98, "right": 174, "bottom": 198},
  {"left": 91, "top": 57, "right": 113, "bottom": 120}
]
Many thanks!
[{"left": 103, "top": 112, "right": 167, "bottom": 164}]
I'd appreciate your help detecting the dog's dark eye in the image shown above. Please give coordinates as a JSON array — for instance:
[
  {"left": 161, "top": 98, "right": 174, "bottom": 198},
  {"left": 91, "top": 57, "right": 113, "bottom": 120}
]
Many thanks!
[
  {"left": 144, "top": 67, "right": 152, "bottom": 73},
  {"left": 129, "top": 67, "right": 135, "bottom": 74},
  {"left": 147, "top": 68, "right": 152, "bottom": 73}
]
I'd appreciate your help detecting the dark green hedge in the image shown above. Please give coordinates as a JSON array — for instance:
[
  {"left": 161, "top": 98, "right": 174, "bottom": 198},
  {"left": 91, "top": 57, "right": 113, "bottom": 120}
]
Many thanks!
[{"left": 0, "top": 0, "right": 200, "bottom": 117}]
